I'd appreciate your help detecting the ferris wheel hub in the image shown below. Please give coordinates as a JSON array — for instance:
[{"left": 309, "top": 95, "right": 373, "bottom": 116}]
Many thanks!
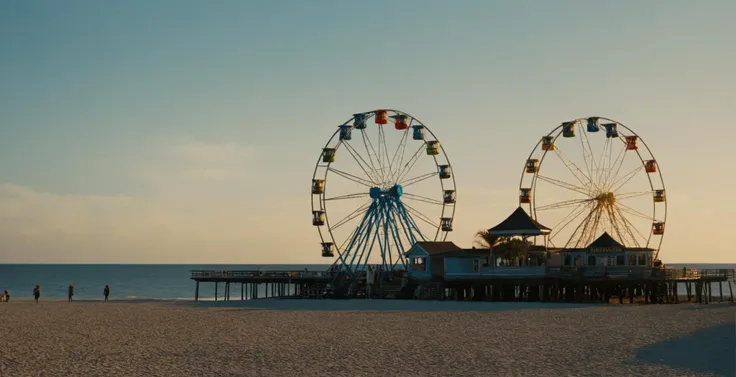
[
  {"left": 595, "top": 191, "right": 616, "bottom": 205},
  {"left": 369, "top": 184, "right": 403, "bottom": 199}
]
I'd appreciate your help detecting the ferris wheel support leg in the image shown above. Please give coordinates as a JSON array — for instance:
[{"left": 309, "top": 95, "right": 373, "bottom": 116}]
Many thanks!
[
  {"left": 385, "top": 213, "right": 393, "bottom": 270},
  {"left": 387, "top": 205, "right": 408, "bottom": 269},
  {"left": 338, "top": 201, "right": 378, "bottom": 277},
  {"left": 349, "top": 205, "right": 382, "bottom": 274},
  {"left": 396, "top": 200, "right": 426, "bottom": 242}
]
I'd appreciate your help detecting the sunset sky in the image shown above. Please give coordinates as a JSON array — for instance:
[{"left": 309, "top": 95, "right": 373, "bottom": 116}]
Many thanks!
[{"left": 1, "top": 1, "right": 734, "bottom": 263}]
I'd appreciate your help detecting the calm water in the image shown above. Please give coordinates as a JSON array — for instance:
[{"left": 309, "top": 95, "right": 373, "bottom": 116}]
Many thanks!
[
  {"left": 0, "top": 263, "right": 732, "bottom": 301},
  {"left": 0, "top": 264, "right": 331, "bottom": 301}
]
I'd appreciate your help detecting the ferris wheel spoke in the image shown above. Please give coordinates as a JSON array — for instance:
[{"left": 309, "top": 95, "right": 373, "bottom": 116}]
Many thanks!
[
  {"left": 548, "top": 202, "right": 591, "bottom": 243},
  {"left": 553, "top": 148, "right": 598, "bottom": 192},
  {"left": 615, "top": 202, "right": 655, "bottom": 221},
  {"left": 579, "top": 128, "right": 599, "bottom": 186},
  {"left": 536, "top": 175, "right": 590, "bottom": 196},
  {"left": 325, "top": 193, "right": 370, "bottom": 201},
  {"left": 328, "top": 167, "right": 374, "bottom": 187},
  {"left": 613, "top": 205, "right": 647, "bottom": 247},
  {"left": 395, "top": 143, "right": 426, "bottom": 184},
  {"left": 359, "top": 128, "right": 380, "bottom": 172},
  {"left": 401, "top": 171, "right": 438, "bottom": 188},
  {"left": 602, "top": 206, "right": 619, "bottom": 241},
  {"left": 602, "top": 137, "right": 627, "bottom": 190},
  {"left": 575, "top": 205, "right": 602, "bottom": 247},
  {"left": 402, "top": 201, "right": 440, "bottom": 229},
  {"left": 338, "top": 226, "right": 360, "bottom": 253},
  {"left": 378, "top": 125, "right": 393, "bottom": 185},
  {"left": 610, "top": 207, "right": 637, "bottom": 247},
  {"left": 388, "top": 124, "right": 411, "bottom": 184},
  {"left": 403, "top": 192, "right": 444, "bottom": 205},
  {"left": 610, "top": 165, "right": 644, "bottom": 193},
  {"left": 342, "top": 141, "right": 379, "bottom": 184},
  {"left": 587, "top": 207, "right": 606, "bottom": 246},
  {"left": 594, "top": 137, "right": 613, "bottom": 188},
  {"left": 562, "top": 205, "right": 598, "bottom": 248},
  {"left": 615, "top": 191, "right": 652, "bottom": 200},
  {"left": 331, "top": 201, "right": 372, "bottom": 231},
  {"left": 536, "top": 198, "right": 594, "bottom": 212}
]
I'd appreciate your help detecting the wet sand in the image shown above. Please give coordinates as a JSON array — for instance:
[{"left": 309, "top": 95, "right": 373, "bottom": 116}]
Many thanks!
[{"left": 0, "top": 300, "right": 733, "bottom": 377}]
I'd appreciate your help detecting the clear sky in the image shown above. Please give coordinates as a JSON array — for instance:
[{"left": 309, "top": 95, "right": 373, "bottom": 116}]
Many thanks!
[{"left": 1, "top": 1, "right": 734, "bottom": 263}]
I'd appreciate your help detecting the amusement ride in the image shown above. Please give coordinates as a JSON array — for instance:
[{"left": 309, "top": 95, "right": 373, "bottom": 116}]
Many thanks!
[
  {"left": 311, "top": 109, "right": 456, "bottom": 278},
  {"left": 519, "top": 117, "right": 667, "bottom": 259}
]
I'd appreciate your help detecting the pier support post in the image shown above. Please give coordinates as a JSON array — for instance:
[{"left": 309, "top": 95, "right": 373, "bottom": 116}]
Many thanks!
[
  {"left": 215, "top": 282, "right": 218, "bottom": 302},
  {"left": 195, "top": 281, "right": 199, "bottom": 302},
  {"left": 241, "top": 283, "right": 244, "bottom": 300}
]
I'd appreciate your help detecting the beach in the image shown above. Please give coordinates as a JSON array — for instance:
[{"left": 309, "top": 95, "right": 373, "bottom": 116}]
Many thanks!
[{"left": 0, "top": 300, "right": 733, "bottom": 377}]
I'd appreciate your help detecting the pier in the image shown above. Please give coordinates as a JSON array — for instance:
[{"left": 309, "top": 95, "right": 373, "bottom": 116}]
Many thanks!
[
  {"left": 190, "top": 267, "right": 735, "bottom": 304},
  {"left": 190, "top": 270, "right": 332, "bottom": 301}
]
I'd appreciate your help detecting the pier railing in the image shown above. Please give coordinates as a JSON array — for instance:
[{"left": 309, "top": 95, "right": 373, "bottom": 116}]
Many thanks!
[
  {"left": 548, "top": 267, "right": 735, "bottom": 280},
  {"left": 190, "top": 270, "right": 332, "bottom": 280},
  {"left": 191, "top": 267, "right": 735, "bottom": 282}
]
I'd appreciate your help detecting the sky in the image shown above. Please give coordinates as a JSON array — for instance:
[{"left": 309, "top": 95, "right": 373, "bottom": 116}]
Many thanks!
[{"left": 1, "top": 1, "right": 735, "bottom": 263}]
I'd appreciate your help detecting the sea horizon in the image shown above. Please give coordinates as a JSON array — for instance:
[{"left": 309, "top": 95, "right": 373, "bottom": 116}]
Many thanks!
[{"left": 1, "top": 263, "right": 734, "bottom": 302}]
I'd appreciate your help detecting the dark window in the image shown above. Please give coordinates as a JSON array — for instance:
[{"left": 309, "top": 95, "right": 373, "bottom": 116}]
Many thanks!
[
  {"left": 616, "top": 255, "right": 625, "bottom": 266},
  {"left": 587, "top": 255, "right": 596, "bottom": 267}
]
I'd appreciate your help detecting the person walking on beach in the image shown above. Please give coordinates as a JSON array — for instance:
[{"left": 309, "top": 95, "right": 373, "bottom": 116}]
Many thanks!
[
  {"left": 68, "top": 284, "right": 74, "bottom": 302},
  {"left": 103, "top": 285, "right": 110, "bottom": 302},
  {"left": 33, "top": 285, "right": 40, "bottom": 304},
  {"left": 4, "top": 290, "right": 9, "bottom": 303}
]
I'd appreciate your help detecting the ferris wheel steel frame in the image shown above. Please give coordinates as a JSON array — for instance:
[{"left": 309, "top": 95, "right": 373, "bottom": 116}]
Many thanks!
[
  {"left": 311, "top": 109, "right": 456, "bottom": 278},
  {"left": 519, "top": 117, "right": 667, "bottom": 259}
]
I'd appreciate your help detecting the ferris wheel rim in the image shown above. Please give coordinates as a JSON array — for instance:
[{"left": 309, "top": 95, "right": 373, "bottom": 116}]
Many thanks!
[
  {"left": 518, "top": 116, "right": 666, "bottom": 258},
  {"left": 310, "top": 109, "right": 457, "bottom": 263}
]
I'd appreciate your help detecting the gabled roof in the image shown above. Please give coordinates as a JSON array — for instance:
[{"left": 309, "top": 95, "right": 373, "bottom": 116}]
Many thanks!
[
  {"left": 406, "top": 241, "right": 462, "bottom": 256},
  {"left": 488, "top": 207, "right": 551, "bottom": 236},
  {"left": 588, "top": 232, "right": 624, "bottom": 249}
]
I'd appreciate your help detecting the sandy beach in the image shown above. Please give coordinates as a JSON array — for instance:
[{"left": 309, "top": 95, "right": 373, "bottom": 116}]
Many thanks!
[{"left": 0, "top": 300, "right": 733, "bottom": 377}]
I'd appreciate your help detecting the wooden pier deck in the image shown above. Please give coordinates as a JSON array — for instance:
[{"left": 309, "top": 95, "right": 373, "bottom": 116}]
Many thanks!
[{"left": 190, "top": 267, "right": 736, "bottom": 304}]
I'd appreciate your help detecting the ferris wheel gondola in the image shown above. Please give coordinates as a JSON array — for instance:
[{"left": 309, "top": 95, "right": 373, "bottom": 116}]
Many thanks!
[
  {"left": 311, "top": 109, "right": 456, "bottom": 276},
  {"left": 519, "top": 117, "right": 667, "bottom": 259}
]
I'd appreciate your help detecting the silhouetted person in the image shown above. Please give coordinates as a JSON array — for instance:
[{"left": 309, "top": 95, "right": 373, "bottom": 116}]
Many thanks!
[
  {"left": 33, "top": 285, "right": 40, "bottom": 304},
  {"left": 3, "top": 290, "right": 8, "bottom": 303},
  {"left": 103, "top": 285, "right": 110, "bottom": 302},
  {"left": 68, "top": 285, "right": 74, "bottom": 302}
]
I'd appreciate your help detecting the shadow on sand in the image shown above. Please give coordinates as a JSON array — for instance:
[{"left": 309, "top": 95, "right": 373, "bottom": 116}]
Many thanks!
[
  {"left": 187, "top": 299, "right": 598, "bottom": 312},
  {"left": 636, "top": 322, "right": 736, "bottom": 377}
]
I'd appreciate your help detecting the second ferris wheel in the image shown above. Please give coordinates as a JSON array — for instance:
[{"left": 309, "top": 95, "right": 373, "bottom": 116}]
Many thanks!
[
  {"left": 519, "top": 117, "right": 667, "bottom": 259},
  {"left": 311, "top": 109, "right": 456, "bottom": 276}
]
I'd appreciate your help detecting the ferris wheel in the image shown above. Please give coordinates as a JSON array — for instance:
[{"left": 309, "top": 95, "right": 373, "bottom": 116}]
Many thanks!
[
  {"left": 519, "top": 117, "right": 667, "bottom": 259},
  {"left": 311, "top": 109, "right": 456, "bottom": 275}
]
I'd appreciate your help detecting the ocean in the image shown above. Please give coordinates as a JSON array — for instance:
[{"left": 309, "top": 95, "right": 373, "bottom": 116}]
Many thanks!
[
  {"left": 0, "top": 263, "right": 733, "bottom": 301},
  {"left": 0, "top": 264, "right": 331, "bottom": 301}
]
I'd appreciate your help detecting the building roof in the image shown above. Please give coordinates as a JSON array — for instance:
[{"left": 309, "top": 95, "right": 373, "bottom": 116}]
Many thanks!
[
  {"left": 588, "top": 232, "right": 623, "bottom": 248},
  {"left": 562, "top": 232, "right": 655, "bottom": 252},
  {"left": 487, "top": 207, "right": 551, "bottom": 236},
  {"left": 408, "top": 241, "right": 463, "bottom": 256}
]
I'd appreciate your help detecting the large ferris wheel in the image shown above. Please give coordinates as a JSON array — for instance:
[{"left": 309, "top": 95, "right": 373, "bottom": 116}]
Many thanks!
[
  {"left": 519, "top": 117, "right": 667, "bottom": 259},
  {"left": 311, "top": 109, "right": 456, "bottom": 276}
]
